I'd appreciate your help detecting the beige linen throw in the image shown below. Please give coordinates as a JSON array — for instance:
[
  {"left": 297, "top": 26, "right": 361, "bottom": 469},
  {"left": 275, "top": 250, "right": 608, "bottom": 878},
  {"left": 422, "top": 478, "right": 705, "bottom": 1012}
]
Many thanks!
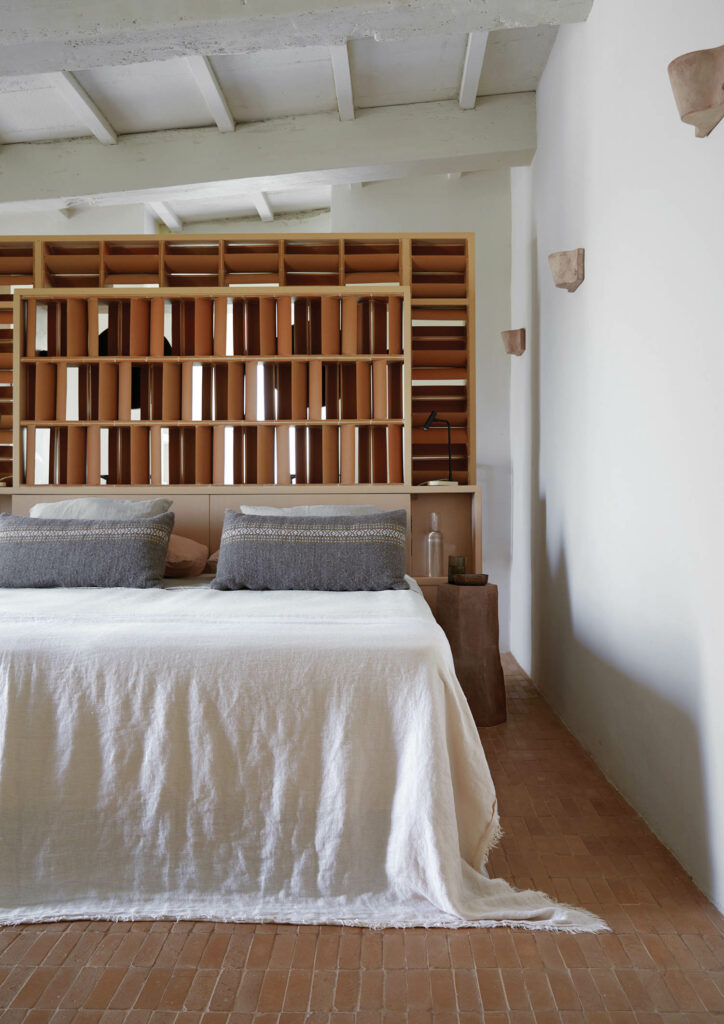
[{"left": 0, "top": 581, "right": 604, "bottom": 931}]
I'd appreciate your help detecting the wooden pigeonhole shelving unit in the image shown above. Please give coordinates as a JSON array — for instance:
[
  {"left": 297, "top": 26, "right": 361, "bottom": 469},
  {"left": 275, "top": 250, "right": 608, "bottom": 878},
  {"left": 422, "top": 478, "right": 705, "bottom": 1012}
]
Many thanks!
[
  {"left": 2, "top": 233, "right": 475, "bottom": 489},
  {"left": 16, "top": 288, "right": 408, "bottom": 488}
]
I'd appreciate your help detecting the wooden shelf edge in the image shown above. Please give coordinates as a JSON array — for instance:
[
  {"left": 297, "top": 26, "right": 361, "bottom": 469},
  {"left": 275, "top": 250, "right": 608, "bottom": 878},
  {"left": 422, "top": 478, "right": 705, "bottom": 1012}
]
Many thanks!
[
  {"left": 22, "top": 419, "right": 406, "bottom": 427},
  {"left": 9, "top": 483, "right": 480, "bottom": 495},
  {"left": 20, "top": 354, "right": 407, "bottom": 364}
]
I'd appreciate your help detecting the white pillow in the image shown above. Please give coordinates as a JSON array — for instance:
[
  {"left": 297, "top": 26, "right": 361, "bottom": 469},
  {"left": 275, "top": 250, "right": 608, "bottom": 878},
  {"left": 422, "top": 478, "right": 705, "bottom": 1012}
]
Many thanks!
[
  {"left": 240, "top": 504, "right": 383, "bottom": 517},
  {"left": 29, "top": 497, "right": 173, "bottom": 520}
]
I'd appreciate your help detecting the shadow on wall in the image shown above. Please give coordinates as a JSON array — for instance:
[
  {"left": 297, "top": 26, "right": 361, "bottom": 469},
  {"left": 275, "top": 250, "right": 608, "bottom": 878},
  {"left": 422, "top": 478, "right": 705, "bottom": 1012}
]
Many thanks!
[{"left": 524, "top": 233, "right": 713, "bottom": 900}]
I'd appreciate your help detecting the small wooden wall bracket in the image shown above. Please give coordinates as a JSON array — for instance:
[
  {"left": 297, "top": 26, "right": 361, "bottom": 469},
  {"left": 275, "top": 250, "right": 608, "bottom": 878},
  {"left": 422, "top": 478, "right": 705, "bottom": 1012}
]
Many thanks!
[
  {"left": 501, "top": 328, "right": 526, "bottom": 356},
  {"left": 548, "top": 248, "right": 585, "bottom": 293},
  {"left": 668, "top": 44, "right": 724, "bottom": 138}
]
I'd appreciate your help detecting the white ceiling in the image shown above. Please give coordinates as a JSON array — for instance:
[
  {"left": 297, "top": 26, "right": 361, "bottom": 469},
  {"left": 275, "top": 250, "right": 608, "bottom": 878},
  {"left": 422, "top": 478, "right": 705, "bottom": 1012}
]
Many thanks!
[
  {"left": 0, "top": 30, "right": 557, "bottom": 143},
  {"left": 0, "top": 20, "right": 561, "bottom": 226}
]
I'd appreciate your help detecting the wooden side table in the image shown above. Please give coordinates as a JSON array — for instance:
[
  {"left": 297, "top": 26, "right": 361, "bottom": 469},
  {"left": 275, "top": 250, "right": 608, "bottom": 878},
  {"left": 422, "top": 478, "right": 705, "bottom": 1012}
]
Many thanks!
[{"left": 436, "top": 583, "right": 507, "bottom": 726}]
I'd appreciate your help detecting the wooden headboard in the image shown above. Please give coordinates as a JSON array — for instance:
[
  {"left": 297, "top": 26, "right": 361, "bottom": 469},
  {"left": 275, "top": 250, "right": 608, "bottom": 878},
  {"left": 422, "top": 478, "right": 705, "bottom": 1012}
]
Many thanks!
[
  {"left": 10, "top": 486, "right": 481, "bottom": 580},
  {"left": 11, "top": 489, "right": 413, "bottom": 559}
]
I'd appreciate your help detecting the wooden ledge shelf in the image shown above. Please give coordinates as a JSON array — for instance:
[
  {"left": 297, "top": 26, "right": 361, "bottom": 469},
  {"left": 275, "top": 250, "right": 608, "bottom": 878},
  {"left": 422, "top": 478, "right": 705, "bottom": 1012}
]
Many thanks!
[
  {"left": 9, "top": 483, "right": 479, "bottom": 494},
  {"left": 20, "top": 355, "right": 406, "bottom": 364},
  {"left": 23, "top": 419, "right": 406, "bottom": 428}
]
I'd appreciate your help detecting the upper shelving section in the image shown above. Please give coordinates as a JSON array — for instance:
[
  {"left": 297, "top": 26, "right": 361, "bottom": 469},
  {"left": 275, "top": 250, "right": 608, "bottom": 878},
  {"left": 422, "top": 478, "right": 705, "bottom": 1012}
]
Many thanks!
[{"left": 0, "top": 234, "right": 463, "bottom": 296}]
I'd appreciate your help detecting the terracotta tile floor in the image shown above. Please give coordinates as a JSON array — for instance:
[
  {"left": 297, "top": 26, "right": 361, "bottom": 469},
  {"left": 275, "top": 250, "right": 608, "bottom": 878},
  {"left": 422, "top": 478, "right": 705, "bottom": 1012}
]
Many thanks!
[{"left": 2, "top": 656, "right": 724, "bottom": 1022}]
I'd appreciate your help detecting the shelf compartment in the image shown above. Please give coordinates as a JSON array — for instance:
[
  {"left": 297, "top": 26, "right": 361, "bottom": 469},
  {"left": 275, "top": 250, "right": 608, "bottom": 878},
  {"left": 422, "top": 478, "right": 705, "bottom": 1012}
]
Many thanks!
[
  {"left": 283, "top": 241, "right": 340, "bottom": 287},
  {"left": 0, "top": 242, "right": 35, "bottom": 302},
  {"left": 410, "top": 239, "right": 467, "bottom": 299},
  {"left": 103, "top": 241, "right": 161, "bottom": 285},
  {"left": 43, "top": 243, "right": 101, "bottom": 288},
  {"left": 343, "top": 241, "right": 400, "bottom": 284},
  {"left": 164, "top": 242, "right": 221, "bottom": 287},
  {"left": 223, "top": 242, "right": 280, "bottom": 285}
]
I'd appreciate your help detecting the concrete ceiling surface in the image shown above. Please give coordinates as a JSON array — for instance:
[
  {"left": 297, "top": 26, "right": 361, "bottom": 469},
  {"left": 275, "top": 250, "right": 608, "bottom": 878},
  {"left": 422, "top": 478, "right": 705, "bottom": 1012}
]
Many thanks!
[
  {"left": 0, "top": 0, "right": 593, "bottom": 75},
  {"left": 0, "top": 30, "right": 555, "bottom": 145}
]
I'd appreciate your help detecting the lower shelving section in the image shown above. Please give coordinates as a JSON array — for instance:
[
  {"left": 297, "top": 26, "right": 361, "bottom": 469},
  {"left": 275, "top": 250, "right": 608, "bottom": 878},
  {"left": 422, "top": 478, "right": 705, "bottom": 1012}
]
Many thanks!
[{"left": 22, "top": 422, "right": 405, "bottom": 486}]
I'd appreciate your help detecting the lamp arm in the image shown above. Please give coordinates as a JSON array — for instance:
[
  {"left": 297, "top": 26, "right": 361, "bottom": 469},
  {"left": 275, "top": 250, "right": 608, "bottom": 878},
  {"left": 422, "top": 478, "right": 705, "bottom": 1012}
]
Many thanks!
[{"left": 437, "top": 416, "right": 453, "bottom": 482}]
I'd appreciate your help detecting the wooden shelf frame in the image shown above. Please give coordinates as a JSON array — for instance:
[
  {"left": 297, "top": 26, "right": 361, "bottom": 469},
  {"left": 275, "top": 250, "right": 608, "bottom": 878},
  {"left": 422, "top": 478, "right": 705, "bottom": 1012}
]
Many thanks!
[{"left": 0, "top": 232, "right": 475, "bottom": 486}]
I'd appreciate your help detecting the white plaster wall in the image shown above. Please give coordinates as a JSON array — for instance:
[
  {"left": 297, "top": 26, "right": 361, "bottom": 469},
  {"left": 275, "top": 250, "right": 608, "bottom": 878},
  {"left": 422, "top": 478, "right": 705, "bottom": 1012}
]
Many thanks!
[
  {"left": 511, "top": 0, "right": 724, "bottom": 906},
  {"left": 331, "top": 174, "right": 513, "bottom": 646},
  {"left": 182, "top": 211, "right": 331, "bottom": 233},
  {"left": 0, "top": 207, "right": 330, "bottom": 236},
  {"left": 0, "top": 205, "right": 149, "bottom": 235},
  {"left": 508, "top": 165, "right": 535, "bottom": 672}
]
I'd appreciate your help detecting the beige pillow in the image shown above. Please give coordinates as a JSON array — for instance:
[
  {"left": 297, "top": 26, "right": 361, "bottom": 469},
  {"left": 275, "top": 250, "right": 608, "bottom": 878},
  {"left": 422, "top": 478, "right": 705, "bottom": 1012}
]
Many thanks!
[
  {"left": 165, "top": 534, "right": 209, "bottom": 578},
  {"left": 240, "top": 503, "right": 382, "bottom": 517},
  {"left": 206, "top": 548, "right": 220, "bottom": 574},
  {"left": 30, "top": 497, "right": 172, "bottom": 520}
]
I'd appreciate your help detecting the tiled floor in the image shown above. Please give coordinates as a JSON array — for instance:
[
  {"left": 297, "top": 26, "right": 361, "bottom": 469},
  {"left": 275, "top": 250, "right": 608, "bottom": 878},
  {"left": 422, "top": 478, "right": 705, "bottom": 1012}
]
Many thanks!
[{"left": 2, "top": 657, "right": 724, "bottom": 1022}]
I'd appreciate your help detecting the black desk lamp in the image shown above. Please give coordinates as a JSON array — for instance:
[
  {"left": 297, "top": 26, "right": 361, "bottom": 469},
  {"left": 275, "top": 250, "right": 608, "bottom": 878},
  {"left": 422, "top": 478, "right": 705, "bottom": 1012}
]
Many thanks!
[{"left": 422, "top": 410, "right": 454, "bottom": 483}]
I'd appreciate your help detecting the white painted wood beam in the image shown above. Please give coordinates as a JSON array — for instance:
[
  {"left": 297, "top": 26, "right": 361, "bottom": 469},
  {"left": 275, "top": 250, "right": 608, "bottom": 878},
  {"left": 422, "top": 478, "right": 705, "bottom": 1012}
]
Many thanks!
[
  {"left": 458, "top": 32, "right": 489, "bottom": 110},
  {"left": 49, "top": 71, "right": 117, "bottom": 144},
  {"left": 146, "top": 201, "right": 183, "bottom": 232},
  {"left": 185, "top": 55, "right": 235, "bottom": 133},
  {"left": 329, "top": 42, "right": 355, "bottom": 122},
  {"left": 251, "top": 192, "right": 274, "bottom": 222},
  {"left": 0, "top": 1, "right": 595, "bottom": 76},
  {"left": 0, "top": 95, "right": 536, "bottom": 212}
]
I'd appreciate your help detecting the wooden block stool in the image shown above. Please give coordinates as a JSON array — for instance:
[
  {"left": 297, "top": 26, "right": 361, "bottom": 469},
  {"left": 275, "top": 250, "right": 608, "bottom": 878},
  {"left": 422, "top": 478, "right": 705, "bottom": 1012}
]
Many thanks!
[{"left": 436, "top": 583, "right": 507, "bottom": 726}]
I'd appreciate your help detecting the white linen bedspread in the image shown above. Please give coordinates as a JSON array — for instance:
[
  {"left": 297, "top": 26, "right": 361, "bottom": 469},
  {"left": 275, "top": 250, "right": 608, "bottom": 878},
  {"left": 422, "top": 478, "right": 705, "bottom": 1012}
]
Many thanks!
[{"left": 0, "top": 582, "right": 603, "bottom": 930}]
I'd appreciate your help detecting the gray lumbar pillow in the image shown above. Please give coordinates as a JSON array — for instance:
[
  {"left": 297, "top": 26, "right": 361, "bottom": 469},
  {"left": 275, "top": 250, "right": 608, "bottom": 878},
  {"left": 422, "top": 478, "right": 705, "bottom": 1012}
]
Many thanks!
[
  {"left": 0, "top": 511, "right": 175, "bottom": 588},
  {"left": 211, "top": 509, "right": 409, "bottom": 592},
  {"left": 29, "top": 497, "right": 173, "bottom": 520}
]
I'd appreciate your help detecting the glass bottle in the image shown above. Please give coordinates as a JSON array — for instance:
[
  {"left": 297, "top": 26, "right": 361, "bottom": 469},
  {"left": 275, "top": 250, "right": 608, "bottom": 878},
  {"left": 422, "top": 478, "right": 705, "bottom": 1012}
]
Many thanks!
[{"left": 424, "top": 512, "right": 444, "bottom": 577}]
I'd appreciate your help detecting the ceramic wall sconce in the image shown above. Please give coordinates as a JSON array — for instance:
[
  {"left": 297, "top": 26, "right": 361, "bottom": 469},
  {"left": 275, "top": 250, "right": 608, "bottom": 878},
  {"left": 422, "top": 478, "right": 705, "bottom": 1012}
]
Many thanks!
[
  {"left": 548, "top": 248, "right": 585, "bottom": 292},
  {"left": 668, "top": 44, "right": 724, "bottom": 138},
  {"left": 501, "top": 329, "right": 526, "bottom": 356}
]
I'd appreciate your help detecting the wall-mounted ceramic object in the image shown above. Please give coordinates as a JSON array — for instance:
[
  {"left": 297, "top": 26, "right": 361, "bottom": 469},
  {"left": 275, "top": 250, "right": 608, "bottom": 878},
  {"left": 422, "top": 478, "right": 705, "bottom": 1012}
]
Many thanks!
[
  {"left": 668, "top": 44, "right": 724, "bottom": 138},
  {"left": 548, "top": 248, "right": 585, "bottom": 292},
  {"left": 501, "top": 328, "right": 526, "bottom": 356}
]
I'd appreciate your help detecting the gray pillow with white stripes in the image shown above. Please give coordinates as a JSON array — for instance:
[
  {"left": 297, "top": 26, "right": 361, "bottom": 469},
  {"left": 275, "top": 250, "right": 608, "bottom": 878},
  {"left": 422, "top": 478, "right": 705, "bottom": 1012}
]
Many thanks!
[
  {"left": 211, "top": 509, "right": 409, "bottom": 591},
  {"left": 0, "top": 511, "right": 174, "bottom": 588}
]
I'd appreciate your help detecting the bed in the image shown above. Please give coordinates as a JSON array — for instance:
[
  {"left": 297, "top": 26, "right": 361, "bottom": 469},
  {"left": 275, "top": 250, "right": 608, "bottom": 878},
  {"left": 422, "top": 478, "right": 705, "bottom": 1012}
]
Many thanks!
[{"left": 0, "top": 571, "right": 602, "bottom": 930}]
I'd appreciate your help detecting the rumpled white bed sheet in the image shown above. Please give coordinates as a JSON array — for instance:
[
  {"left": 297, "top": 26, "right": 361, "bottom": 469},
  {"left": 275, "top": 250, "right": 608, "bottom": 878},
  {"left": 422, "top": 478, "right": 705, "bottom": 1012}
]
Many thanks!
[{"left": 0, "top": 579, "right": 604, "bottom": 931}]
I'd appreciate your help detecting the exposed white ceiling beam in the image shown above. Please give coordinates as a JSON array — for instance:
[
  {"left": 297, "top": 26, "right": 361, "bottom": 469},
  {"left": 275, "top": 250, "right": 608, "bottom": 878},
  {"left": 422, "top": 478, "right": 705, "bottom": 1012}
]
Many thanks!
[
  {"left": 0, "top": 95, "right": 536, "bottom": 213},
  {"left": 329, "top": 42, "right": 355, "bottom": 122},
  {"left": 49, "top": 71, "right": 117, "bottom": 144},
  {"left": 251, "top": 192, "right": 274, "bottom": 222},
  {"left": 146, "top": 201, "right": 183, "bottom": 232},
  {"left": 185, "top": 55, "right": 235, "bottom": 133},
  {"left": 459, "top": 32, "right": 489, "bottom": 110},
  {"left": 0, "top": 1, "right": 594, "bottom": 77}
]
